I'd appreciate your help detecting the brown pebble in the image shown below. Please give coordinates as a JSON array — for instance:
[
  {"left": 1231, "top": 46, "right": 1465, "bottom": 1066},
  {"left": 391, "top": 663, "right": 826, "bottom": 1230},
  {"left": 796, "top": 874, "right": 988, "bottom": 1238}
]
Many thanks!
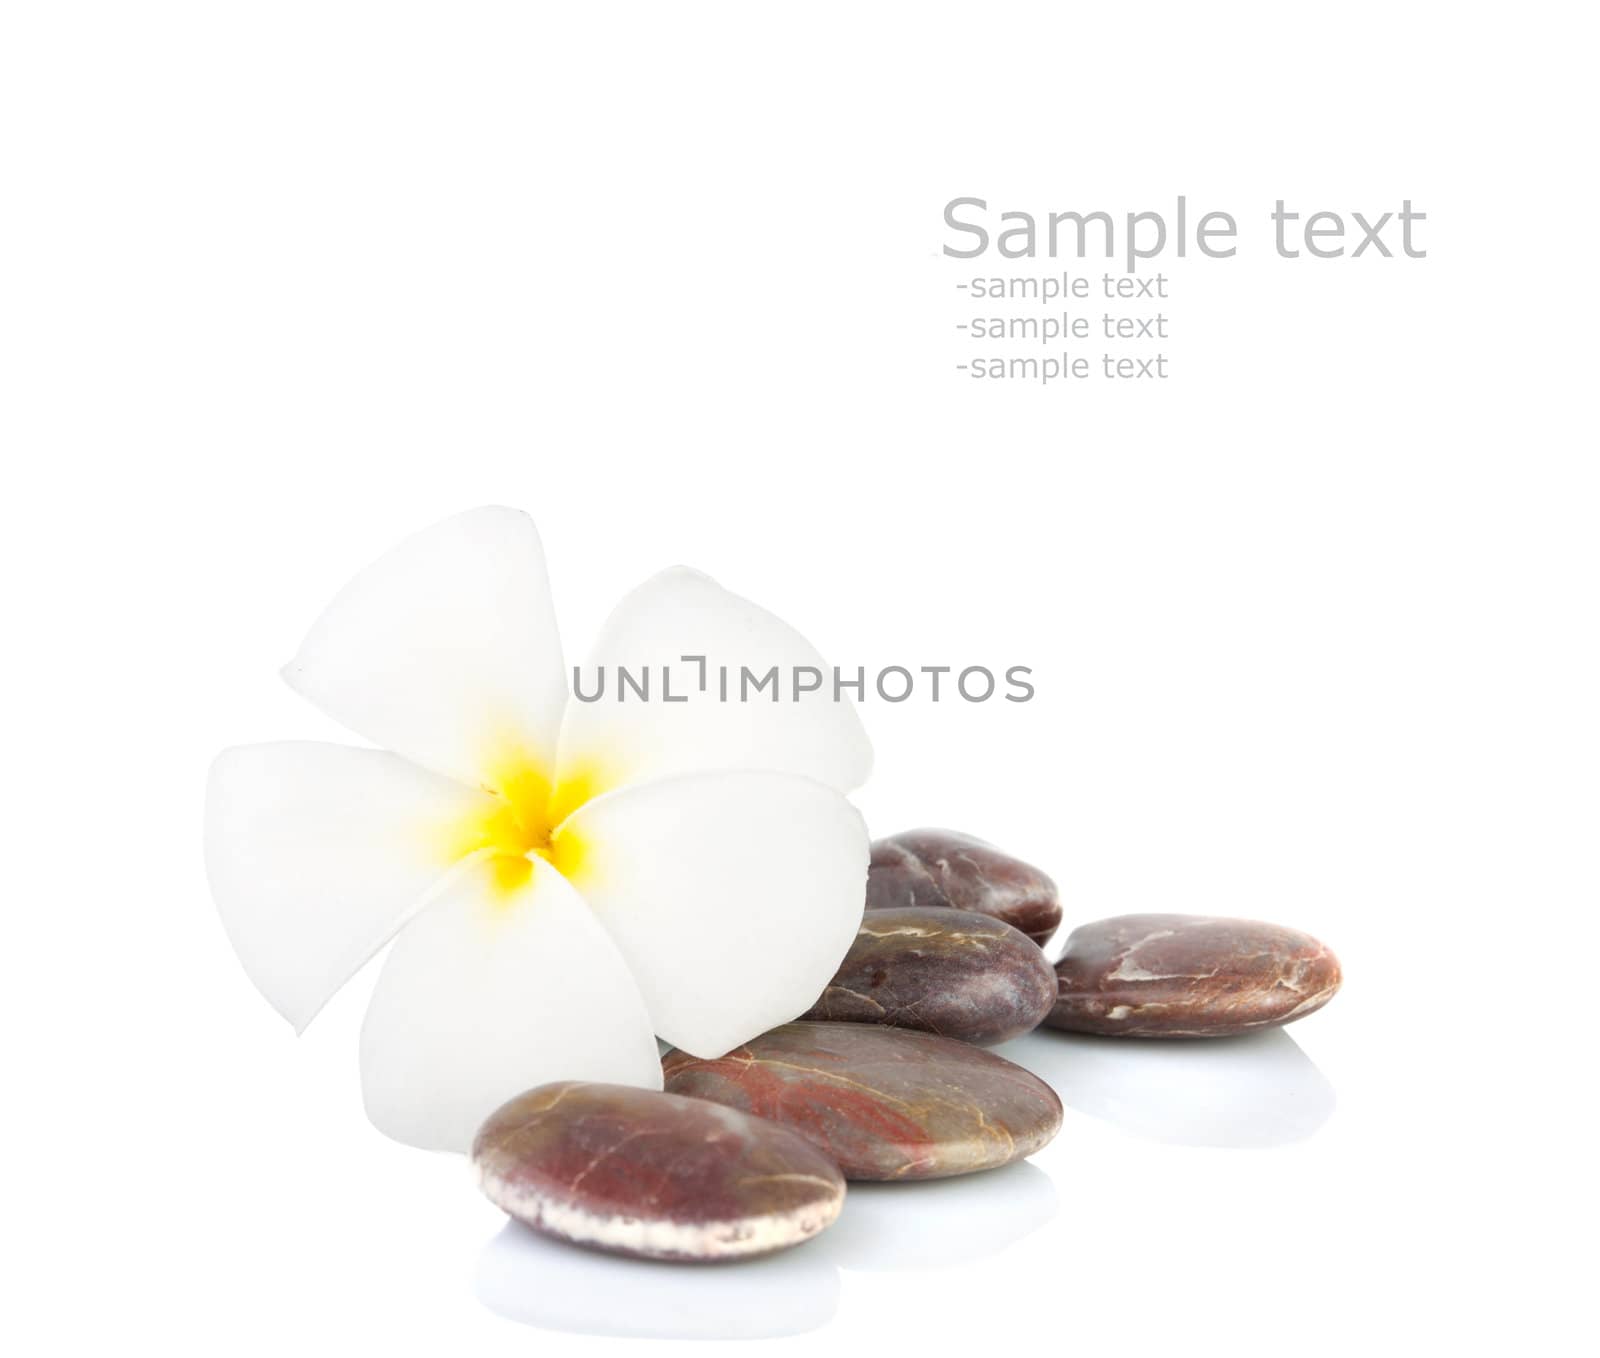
[
  {"left": 865, "top": 828, "right": 1061, "bottom": 946},
  {"left": 802, "top": 906, "right": 1056, "bottom": 1045},
  {"left": 663, "top": 1022, "right": 1062, "bottom": 1181},
  {"left": 472, "top": 1082, "right": 846, "bottom": 1261},
  {"left": 1045, "top": 913, "right": 1341, "bottom": 1037}
]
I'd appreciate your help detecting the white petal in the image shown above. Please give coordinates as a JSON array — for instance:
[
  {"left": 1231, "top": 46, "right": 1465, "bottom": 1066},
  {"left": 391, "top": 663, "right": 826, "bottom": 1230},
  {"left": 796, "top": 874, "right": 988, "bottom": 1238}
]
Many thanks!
[
  {"left": 360, "top": 857, "right": 662, "bottom": 1152},
  {"left": 283, "top": 507, "right": 568, "bottom": 793},
  {"left": 557, "top": 568, "right": 872, "bottom": 798},
  {"left": 564, "top": 771, "right": 870, "bottom": 1057},
  {"left": 205, "top": 742, "right": 499, "bottom": 1032}
]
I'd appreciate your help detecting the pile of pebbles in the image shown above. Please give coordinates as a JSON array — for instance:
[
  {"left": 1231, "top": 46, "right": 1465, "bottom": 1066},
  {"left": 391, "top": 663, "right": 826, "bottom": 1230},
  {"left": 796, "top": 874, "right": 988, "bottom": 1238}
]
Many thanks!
[{"left": 472, "top": 827, "right": 1342, "bottom": 1262}]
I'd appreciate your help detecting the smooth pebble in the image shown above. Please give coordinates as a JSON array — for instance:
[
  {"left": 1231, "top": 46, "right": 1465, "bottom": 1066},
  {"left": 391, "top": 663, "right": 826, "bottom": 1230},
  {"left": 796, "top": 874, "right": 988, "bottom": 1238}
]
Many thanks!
[
  {"left": 865, "top": 828, "right": 1061, "bottom": 945},
  {"left": 663, "top": 1022, "right": 1062, "bottom": 1181},
  {"left": 1045, "top": 913, "right": 1342, "bottom": 1037},
  {"left": 473, "top": 1082, "right": 846, "bottom": 1261},
  {"left": 802, "top": 905, "right": 1056, "bottom": 1045}
]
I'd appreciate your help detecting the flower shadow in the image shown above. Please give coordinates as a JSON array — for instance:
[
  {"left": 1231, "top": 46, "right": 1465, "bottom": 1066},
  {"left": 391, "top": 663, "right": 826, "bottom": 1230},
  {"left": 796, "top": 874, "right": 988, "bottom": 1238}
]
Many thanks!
[
  {"left": 474, "top": 1219, "right": 841, "bottom": 1340},
  {"left": 994, "top": 1026, "right": 1336, "bottom": 1148}
]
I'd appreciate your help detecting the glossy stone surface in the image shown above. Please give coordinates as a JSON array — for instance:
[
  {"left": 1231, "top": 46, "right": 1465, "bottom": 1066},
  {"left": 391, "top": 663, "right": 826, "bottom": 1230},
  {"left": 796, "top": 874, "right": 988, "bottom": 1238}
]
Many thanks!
[
  {"left": 472, "top": 1082, "right": 845, "bottom": 1261},
  {"left": 662, "top": 1022, "right": 1062, "bottom": 1180},
  {"left": 1045, "top": 913, "right": 1342, "bottom": 1038},
  {"left": 864, "top": 828, "right": 1061, "bottom": 946},
  {"left": 801, "top": 906, "right": 1056, "bottom": 1046}
]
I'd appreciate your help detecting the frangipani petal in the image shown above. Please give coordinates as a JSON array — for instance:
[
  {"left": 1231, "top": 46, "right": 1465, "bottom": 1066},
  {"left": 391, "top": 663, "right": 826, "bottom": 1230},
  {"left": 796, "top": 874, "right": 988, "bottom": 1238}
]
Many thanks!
[
  {"left": 283, "top": 507, "right": 568, "bottom": 795},
  {"left": 564, "top": 771, "right": 870, "bottom": 1057},
  {"left": 556, "top": 568, "right": 872, "bottom": 801},
  {"left": 360, "top": 856, "right": 662, "bottom": 1152},
  {"left": 205, "top": 742, "right": 499, "bottom": 1032}
]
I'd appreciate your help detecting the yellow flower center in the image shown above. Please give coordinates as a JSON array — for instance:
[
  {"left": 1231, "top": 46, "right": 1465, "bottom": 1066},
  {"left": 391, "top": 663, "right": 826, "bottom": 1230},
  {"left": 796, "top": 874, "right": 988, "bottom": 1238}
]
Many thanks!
[{"left": 447, "top": 751, "right": 603, "bottom": 899}]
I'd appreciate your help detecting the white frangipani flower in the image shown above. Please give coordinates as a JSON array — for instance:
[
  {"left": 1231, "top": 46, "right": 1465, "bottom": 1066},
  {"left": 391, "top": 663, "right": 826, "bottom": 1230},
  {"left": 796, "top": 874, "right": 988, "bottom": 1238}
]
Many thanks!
[{"left": 206, "top": 508, "right": 872, "bottom": 1152}]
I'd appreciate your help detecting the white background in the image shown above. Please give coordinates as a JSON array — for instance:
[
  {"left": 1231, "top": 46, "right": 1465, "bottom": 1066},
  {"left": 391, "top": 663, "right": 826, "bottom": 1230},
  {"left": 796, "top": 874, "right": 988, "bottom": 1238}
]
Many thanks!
[{"left": 3, "top": 2, "right": 1595, "bottom": 1354}]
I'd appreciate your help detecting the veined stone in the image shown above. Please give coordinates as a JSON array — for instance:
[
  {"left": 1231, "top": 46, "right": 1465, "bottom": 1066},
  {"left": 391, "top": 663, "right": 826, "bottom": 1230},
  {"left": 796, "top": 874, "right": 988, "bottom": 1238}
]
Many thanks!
[
  {"left": 802, "top": 906, "right": 1055, "bottom": 1045},
  {"left": 865, "top": 828, "right": 1061, "bottom": 946},
  {"left": 472, "top": 1082, "right": 846, "bottom": 1261},
  {"left": 1045, "top": 913, "right": 1342, "bottom": 1037},
  {"left": 662, "top": 1022, "right": 1062, "bottom": 1181}
]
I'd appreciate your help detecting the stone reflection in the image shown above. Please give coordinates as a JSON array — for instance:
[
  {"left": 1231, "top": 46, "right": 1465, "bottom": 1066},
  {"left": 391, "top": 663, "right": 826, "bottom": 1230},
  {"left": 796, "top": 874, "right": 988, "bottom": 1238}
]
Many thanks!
[
  {"left": 811, "top": 1158, "right": 1061, "bottom": 1271},
  {"left": 473, "top": 1157, "right": 1064, "bottom": 1332},
  {"left": 474, "top": 1220, "right": 841, "bottom": 1340},
  {"left": 995, "top": 1026, "right": 1336, "bottom": 1148}
]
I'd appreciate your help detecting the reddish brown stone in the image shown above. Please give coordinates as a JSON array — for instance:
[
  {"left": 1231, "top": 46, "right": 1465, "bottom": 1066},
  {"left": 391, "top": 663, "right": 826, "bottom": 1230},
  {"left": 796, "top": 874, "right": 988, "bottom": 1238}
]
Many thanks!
[
  {"left": 865, "top": 828, "right": 1061, "bottom": 946},
  {"left": 1046, "top": 913, "right": 1342, "bottom": 1038},
  {"left": 662, "top": 1022, "right": 1062, "bottom": 1181},
  {"left": 472, "top": 1082, "right": 845, "bottom": 1261},
  {"left": 801, "top": 906, "right": 1056, "bottom": 1046}
]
